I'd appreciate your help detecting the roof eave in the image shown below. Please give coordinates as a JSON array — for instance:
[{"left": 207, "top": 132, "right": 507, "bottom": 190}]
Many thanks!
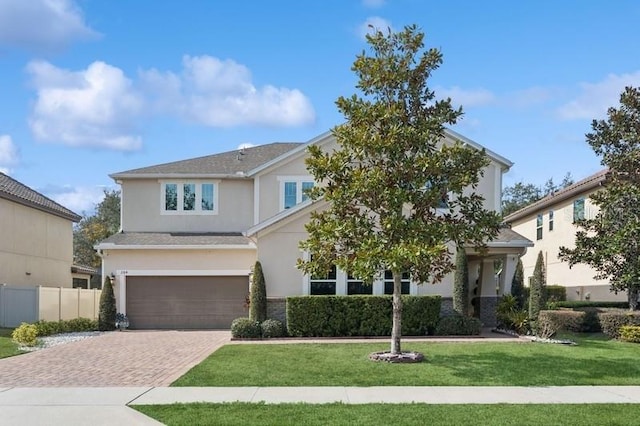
[
  {"left": 0, "top": 192, "right": 81, "bottom": 222},
  {"left": 109, "top": 172, "right": 248, "bottom": 181},
  {"left": 444, "top": 128, "right": 514, "bottom": 170},
  {"left": 95, "top": 243, "right": 257, "bottom": 250}
]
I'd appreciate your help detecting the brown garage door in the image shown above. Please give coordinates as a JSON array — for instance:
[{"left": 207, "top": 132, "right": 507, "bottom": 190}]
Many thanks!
[{"left": 126, "top": 276, "right": 248, "bottom": 329}]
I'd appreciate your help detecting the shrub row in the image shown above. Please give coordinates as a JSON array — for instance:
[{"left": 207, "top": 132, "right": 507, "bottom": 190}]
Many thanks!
[
  {"left": 549, "top": 300, "right": 628, "bottom": 309},
  {"left": 12, "top": 318, "right": 98, "bottom": 346},
  {"left": 535, "top": 309, "right": 640, "bottom": 339},
  {"left": 522, "top": 285, "right": 567, "bottom": 304},
  {"left": 434, "top": 315, "right": 481, "bottom": 336},
  {"left": 286, "top": 295, "right": 441, "bottom": 337},
  {"left": 230, "top": 318, "right": 286, "bottom": 339}
]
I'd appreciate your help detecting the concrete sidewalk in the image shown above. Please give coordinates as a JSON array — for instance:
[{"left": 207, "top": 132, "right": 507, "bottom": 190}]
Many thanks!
[{"left": 3, "top": 386, "right": 640, "bottom": 425}]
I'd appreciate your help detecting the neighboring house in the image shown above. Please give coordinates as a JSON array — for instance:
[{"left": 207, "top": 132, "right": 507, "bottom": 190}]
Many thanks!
[
  {"left": 504, "top": 169, "right": 625, "bottom": 302},
  {"left": 96, "top": 129, "right": 532, "bottom": 329},
  {"left": 71, "top": 264, "right": 99, "bottom": 289},
  {"left": 0, "top": 172, "right": 81, "bottom": 288}
]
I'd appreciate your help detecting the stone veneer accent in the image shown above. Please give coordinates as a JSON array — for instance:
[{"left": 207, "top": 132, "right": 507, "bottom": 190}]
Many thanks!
[
  {"left": 266, "top": 298, "right": 287, "bottom": 324},
  {"left": 477, "top": 296, "right": 499, "bottom": 327},
  {"left": 439, "top": 297, "right": 455, "bottom": 317}
]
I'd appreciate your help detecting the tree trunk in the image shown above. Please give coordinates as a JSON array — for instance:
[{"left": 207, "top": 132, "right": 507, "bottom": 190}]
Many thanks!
[
  {"left": 390, "top": 269, "right": 403, "bottom": 354},
  {"left": 629, "top": 286, "right": 639, "bottom": 311}
]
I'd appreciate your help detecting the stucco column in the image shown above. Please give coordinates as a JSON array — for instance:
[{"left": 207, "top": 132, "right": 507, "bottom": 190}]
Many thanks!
[
  {"left": 500, "top": 255, "right": 519, "bottom": 296},
  {"left": 116, "top": 273, "right": 126, "bottom": 315}
]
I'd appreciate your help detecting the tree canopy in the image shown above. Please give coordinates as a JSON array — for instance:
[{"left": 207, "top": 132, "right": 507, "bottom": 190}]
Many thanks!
[
  {"left": 298, "top": 25, "right": 502, "bottom": 354},
  {"left": 559, "top": 86, "right": 640, "bottom": 310},
  {"left": 502, "top": 173, "right": 574, "bottom": 216}
]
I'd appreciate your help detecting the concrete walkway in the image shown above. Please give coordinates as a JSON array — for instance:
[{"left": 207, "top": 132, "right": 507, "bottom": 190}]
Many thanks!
[{"left": 2, "top": 386, "right": 640, "bottom": 425}]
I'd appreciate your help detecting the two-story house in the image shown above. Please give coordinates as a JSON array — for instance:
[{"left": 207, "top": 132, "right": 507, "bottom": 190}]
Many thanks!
[
  {"left": 504, "top": 169, "right": 625, "bottom": 302},
  {"left": 96, "top": 129, "right": 532, "bottom": 329}
]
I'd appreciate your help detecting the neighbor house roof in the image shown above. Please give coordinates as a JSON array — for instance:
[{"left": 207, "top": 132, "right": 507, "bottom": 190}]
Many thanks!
[
  {"left": 95, "top": 232, "right": 256, "bottom": 250},
  {"left": 504, "top": 169, "right": 608, "bottom": 223},
  {"left": 0, "top": 172, "right": 81, "bottom": 222},
  {"left": 71, "top": 264, "right": 99, "bottom": 275},
  {"left": 110, "top": 143, "right": 303, "bottom": 180}
]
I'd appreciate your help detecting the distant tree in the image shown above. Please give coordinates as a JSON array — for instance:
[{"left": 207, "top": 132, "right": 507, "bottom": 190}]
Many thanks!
[
  {"left": 559, "top": 87, "right": 640, "bottom": 310},
  {"left": 511, "top": 258, "right": 525, "bottom": 309},
  {"left": 98, "top": 276, "right": 117, "bottom": 331},
  {"left": 73, "top": 190, "right": 121, "bottom": 275},
  {"left": 453, "top": 248, "right": 469, "bottom": 316},
  {"left": 249, "top": 261, "right": 267, "bottom": 322},
  {"left": 298, "top": 25, "right": 502, "bottom": 356},
  {"left": 529, "top": 251, "right": 546, "bottom": 320},
  {"left": 502, "top": 173, "right": 574, "bottom": 216}
]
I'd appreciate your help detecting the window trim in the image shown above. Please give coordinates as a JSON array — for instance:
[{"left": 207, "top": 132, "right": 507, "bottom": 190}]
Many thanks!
[
  {"left": 536, "top": 214, "right": 543, "bottom": 240},
  {"left": 160, "top": 179, "right": 219, "bottom": 215},
  {"left": 548, "top": 210, "right": 554, "bottom": 231},
  {"left": 278, "top": 176, "right": 315, "bottom": 211}
]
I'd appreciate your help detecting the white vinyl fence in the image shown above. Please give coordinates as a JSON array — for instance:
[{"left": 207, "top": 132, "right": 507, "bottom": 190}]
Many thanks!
[{"left": 0, "top": 284, "right": 101, "bottom": 328}]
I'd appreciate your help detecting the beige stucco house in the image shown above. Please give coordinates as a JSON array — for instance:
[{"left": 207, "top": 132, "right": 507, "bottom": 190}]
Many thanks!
[
  {"left": 504, "top": 169, "right": 625, "bottom": 302},
  {"left": 96, "top": 129, "right": 532, "bottom": 329},
  {"left": 0, "top": 172, "right": 82, "bottom": 288}
]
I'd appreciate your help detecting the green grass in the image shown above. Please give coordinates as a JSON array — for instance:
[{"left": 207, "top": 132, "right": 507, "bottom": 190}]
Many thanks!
[
  {"left": 173, "top": 334, "right": 640, "bottom": 386},
  {"left": 134, "top": 403, "right": 640, "bottom": 426},
  {"left": 0, "top": 328, "right": 23, "bottom": 359}
]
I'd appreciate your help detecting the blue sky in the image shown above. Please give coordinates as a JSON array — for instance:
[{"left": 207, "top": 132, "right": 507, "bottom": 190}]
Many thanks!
[{"left": 1, "top": 0, "right": 639, "bottom": 214}]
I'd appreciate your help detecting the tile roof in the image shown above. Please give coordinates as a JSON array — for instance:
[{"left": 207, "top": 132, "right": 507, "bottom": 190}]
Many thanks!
[
  {"left": 97, "top": 232, "right": 255, "bottom": 248},
  {"left": 0, "top": 173, "right": 81, "bottom": 222},
  {"left": 110, "top": 142, "right": 303, "bottom": 179},
  {"left": 504, "top": 169, "right": 607, "bottom": 223}
]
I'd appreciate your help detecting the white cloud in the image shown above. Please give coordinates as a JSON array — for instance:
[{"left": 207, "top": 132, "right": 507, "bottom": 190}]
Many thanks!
[
  {"left": 362, "top": 0, "right": 386, "bottom": 8},
  {"left": 505, "top": 87, "right": 553, "bottom": 108},
  {"left": 237, "top": 143, "right": 255, "bottom": 150},
  {"left": 139, "top": 55, "right": 315, "bottom": 127},
  {"left": 27, "top": 60, "right": 143, "bottom": 151},
  {"left": 0, "top": 135, "right": 19, "bottom": 168},
  {"left": 436, "top": 86, "right": 496, "bottom": 108},
  {"left": 0, "top": 0, "right": 98, "bottom": 52},
  {"left": 557, "top": 71, "right": 640, "bottom": 120},
  {"left": 358, "top": 16, "right": 393, "bottom": 40},
  {"left": 43, "top": 184, "right": 108, "bottom": 215}
]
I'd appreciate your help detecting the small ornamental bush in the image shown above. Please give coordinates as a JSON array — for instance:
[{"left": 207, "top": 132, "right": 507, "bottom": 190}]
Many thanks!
[
  {"left": 12, "top": 323, "right": 38, "bottom": 346},
  {"left": 260, "top": 319, "right": 285, "bottom": 338},
  {"left": 529, "top": 251, "right": 546, "bottom": 321},
  {"left": 231, "top": 317, "right": 261, "bottom": 338},
  {"left": 511, "top": 259, "right": 526, "bottom": 309},
  {"left": 434, "top": 315, "right": 482, "bottom": 336},
  {"left": 536, "top": 310, "right": 585, "bottom": 339},
  {"left": 98, "top": 276, "right": 117, "bottom": 331},
  {"left": 619, "top": 325, "right": 640, "bottom": 343},
  {"left": 249, "top": 261, "right": 267, "bottom": 322},
  {"left": 453, "top": 248, "right": 469, "bottom": 316},
  {"left": 598, "top": 310, "right": 640, "bottom": 339}
]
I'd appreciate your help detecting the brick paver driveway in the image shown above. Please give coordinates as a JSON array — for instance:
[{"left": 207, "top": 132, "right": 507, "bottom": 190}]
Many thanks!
[{"left": 0, "top": 330, "right": 230, "bottom": 387}]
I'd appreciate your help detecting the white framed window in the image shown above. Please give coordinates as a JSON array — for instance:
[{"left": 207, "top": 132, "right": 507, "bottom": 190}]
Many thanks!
[
  {"left": 536, "top": 214, "right": 543, "bottom": 240},
  {"left": 160, "top": 180, "right": 219, "bottom": 215},
  {"left": 278, "top": 176, "right": 315, "bottom": 210}
]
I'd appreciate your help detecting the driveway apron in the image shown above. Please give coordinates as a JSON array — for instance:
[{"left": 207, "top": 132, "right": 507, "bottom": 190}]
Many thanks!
[{"left": 0, "top": 330, "right": 230, "bottom": 387}]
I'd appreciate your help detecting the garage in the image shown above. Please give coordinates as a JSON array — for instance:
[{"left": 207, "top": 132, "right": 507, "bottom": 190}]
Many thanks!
[{"left": 125, "top": 276, "right": 249, "bottom": 329}]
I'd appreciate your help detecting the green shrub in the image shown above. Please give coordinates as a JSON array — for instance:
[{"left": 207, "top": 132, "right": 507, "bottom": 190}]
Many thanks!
[
  {"left": 496, "top": 295, "right": 529, "bottom": 334},
  {"left": 549, "top": 301, "right": 628, "bottom": 309},
  {"left": 249, "top": 261, "right": 267, "bottom": 322},
  {"left": 619, "top": 325, "right": 640, "bottom": 343},
  {"left": 231, "top": 317, "right": 261, "bottom": 338},
  {"left": 12, "top": 323, "right": 38, "bottom": 346},
  {"left": 434, "top": 315, "right": 482, "bottom": 336},
  {"left": 99, "top": 276, "right": 116, "bottom": 331},
  {"left": 260, "top": 319, "right": 285, "bottom": 338},
  {"left": 65, "top": 318, "right": 98, "bottom": 332},
  {"left": 545, "top": 285, "right": 567, "bottom": 302},
  {"left": 453, "top": 248, "right": 469, "bottom": 316},
  {"left": 529, "top": 251, "right": 546, "bottom": 320},
  {"left": 598, "top": 310, "right": 640, "bottom": 339},
  {"left": 286, "top": 295, "right": 441, "bottom": 337},
  {"left": 33, "top": 318, "right": 98, "bottom": 337},
  {"left": 536, "top": 310, "right": 585, "bottom": 339},
  {"left": 511, "top": 259, "right": 526, "bottom": 309},
  {"left": 34, "top": 320, "right": 61, "bottom": 336}
]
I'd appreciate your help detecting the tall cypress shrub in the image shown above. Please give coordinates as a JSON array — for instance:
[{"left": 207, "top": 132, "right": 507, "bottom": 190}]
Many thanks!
[
  {"left": 249, "top": 261, "right": 267, "bottom": 322},
  {"left": 529, "top": 251, "right": 546, "bottom": 320},
  {"left": 98, "top": 276, "right": 117, "bottom": 331},
  {"left": 453, "top": 248, "right": 469, "bottom": 316},
  {"left": 511, "top": 258, "right": 525, "bottom": 309}
]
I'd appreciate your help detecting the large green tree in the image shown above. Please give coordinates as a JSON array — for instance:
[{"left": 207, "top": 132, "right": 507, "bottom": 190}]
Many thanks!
[
  {"left": 559, "top": 86, "right": 640, "bottom": 310},
  {"left": 73, "top": 190, "right": 121, "bottom": 269},
  {"left": 298, "top": 25, "right": 501, "bottom": 355}
]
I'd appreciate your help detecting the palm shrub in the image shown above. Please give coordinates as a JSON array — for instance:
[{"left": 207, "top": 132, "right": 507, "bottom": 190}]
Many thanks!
[
  {"left": 249, "top": 261, "right": 267, "bottom": 322},
  {"left": 511, "top": 258, "right": 525, "bottom": 309},
  {"left": 453, "top": 247, "right": 469, "bottom": 316},
  {"left": 98, "top": 276, "right": 117, "bottom": 331},
  {"left": 529, "top": 251, "right": 546, "bottom": 321}
]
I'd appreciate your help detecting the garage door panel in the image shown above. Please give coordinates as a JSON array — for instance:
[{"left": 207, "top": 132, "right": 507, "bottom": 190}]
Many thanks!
[{"left": 126, "top": 276, "right": 248, "bottom": 329}]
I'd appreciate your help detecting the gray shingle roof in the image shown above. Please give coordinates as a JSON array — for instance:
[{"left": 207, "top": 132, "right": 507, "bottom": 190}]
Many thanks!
[
  {"left": 0, "top": 173, "right": 81, "bottom": 222},
  {"left": 110, "top": 142, "right": 303, "bottom": 179},
  {"left": 488, "top": 227, "right": 533, "bottom": 247},
  {"left": 71, "top": 264, "right": 99, "bottom": 275},
  {"left": 97, "top": 232, "right": 254, "bottom": 247}
]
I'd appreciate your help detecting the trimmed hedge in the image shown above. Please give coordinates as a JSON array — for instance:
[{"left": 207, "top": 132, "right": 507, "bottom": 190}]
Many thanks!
[
  {"left": 261, "top": 319, "right": 285, "bottom": 338},
  {"left": 434, "top": 315, "right": 481, "bottom": 336},
  {"left": 286, "top": 295, "right": 441, "bottom": 337},
  {"left": 536, "top": 310, "right": 585, "bottom": 338},
  {"left": 545, "top": 285, "right": 567, "bottom": 302},
  {"left": 12, "top": 318, "right": 98, "bottom": 347},
  {"left": 230, "top": 317, "right": 261, "bottom": 338},
  {"left": 549, "top": 301, "right": 628, "bottom": 309},
  {"left": 598, "top": 310, "right": 640, "bottom": 339}
]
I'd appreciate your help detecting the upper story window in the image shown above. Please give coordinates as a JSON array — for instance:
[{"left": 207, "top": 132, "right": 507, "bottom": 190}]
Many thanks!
[
  {"left": 548, "top": 210, "right": 554, "bottom": 231},
  {"left": 279, "top": 176, "right": 314, "bottom": 210},
  {"left": 573, "top": 198, "right": 585, "bottom": 222},
  {"left": 161, "top": 180, "right": 219, "bottom": 215},
  {"left": 536, "top": 214, "right": 543, "bottom": 240}
]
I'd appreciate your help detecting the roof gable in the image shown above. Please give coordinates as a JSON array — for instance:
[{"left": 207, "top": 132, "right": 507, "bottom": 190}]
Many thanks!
[{"left": 0, "top": 173, "right": 81, "bottom": 222}]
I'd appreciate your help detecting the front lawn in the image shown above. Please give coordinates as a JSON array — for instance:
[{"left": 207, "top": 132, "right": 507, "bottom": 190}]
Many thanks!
[
  {"left": 134, "top": 403, "right": 640, "bottom": 426},
  {"left": 0, "top": 328, "right": 23, "bottom": 359},
  {"left": 173, "top": 334, "right": 640, "bottom": 386}
]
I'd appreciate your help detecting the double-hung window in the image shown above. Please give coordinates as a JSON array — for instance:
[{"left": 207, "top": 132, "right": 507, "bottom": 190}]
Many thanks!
[
  {"left": 347, "top": 273, "right": 372, "bottom": 295},
  {"left": 279, "top": 177, "right": 315, "bottom": 210},
  {"left": 309, "top": 265, "right": 337, "bottom": 295},
  {"left": 536, "top": 214, "right": 543, "bottom": 240},
  {"left": 161, "top": 180, "right": 218, "bottom": 214},
  {"left": 383, "top": 270, "right": 411, "bottom": 294}
]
